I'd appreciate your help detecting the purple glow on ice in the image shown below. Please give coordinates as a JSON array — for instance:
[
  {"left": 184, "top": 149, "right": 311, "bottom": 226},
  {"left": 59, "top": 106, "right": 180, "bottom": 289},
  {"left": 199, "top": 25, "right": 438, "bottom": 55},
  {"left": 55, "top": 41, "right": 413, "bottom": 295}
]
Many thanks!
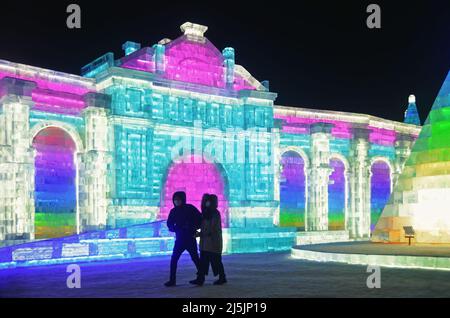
[
  {"left": 160, "top": 155, "right": 228, "bottom": 228},
  {"left": 275, "top": 115, "right": 401, "bottom": 145},
  {"left": 0, "top": 72, "right": 93, "bottom": 95},
  {"left": 32, "top": 90, "right": 86, "bottom": 115},
  {"left": 274, "top": 115, "right": 352, "bottom": 138},
  {"left": 369, "top": 127, "right": 397, "bottom": 146},
  {"left": 0, "top": 71, "right": 93, "bottom": 114},
  {"left": 370, "top": 161, "right": 391, "bottom": 231},
  {"left": 120, "top": 39, "right": 255, "bottom": 91}
]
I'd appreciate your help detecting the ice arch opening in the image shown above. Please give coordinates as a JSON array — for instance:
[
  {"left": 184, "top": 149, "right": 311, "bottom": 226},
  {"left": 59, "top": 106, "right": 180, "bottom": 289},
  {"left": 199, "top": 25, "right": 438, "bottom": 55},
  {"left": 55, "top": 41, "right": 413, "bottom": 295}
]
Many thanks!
[
  {"left": 33, "top": 127, "right": 77, "bottom": 239},
  {"left": 370, "top": 160, "right": 391, "bottom": 232},
  {"left": 279, "top": 151, "right": 306, "bottom": 230},
  {"left": 160, "top": 155, "right": 229, "bottom": 228},
  {"left": 328, "top": 158, "right": 346, "bottom": 231}
]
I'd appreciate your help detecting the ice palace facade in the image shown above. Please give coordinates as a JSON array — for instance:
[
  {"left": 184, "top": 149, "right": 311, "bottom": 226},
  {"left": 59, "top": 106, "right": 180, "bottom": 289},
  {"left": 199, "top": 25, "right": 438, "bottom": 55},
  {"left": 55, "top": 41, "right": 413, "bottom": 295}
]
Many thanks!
[{"left": 0, "top": 23, "right": 422, "bottom": 265}]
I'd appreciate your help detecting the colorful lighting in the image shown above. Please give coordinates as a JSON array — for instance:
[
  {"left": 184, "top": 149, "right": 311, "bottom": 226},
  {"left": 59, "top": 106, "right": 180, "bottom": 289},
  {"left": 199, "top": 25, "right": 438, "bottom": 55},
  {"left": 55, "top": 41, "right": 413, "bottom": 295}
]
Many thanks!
[
  {"left": 0, "top": 22, "right": 421, "bottom": 260},
  {"left": 328, "top": 159, "right": 346, "bottom": 230},
  {"left": 370, "top": 161, "right": 391, "bottom": 232},
  {"left": 159, "top": 155, "right": 229, "bottom": 228},
  {"left": 33, "top": 127, "right": 77, "bottom": 239},
  {"left": 280, "top": 151, "right": 306, "bottom": 229},
  {"left": 373, "top": 70, "right": 450, "bottom": 243}
]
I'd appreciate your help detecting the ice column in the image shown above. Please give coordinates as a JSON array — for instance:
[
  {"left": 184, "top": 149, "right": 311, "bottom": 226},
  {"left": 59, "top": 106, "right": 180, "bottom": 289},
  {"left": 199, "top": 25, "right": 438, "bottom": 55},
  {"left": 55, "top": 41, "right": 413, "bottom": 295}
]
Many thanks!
[
  {"left": 272, "top": 126, "right": 281, "bottom": 226},
  {"left": 0, "top": 78, "right": 36, "bottom": 242},
  {"left": 122, "top": 41, "right": 141, "bottom": 56},
  {"left": 348, "top": 125, "right": 371, "bottom": 238},
  {"left": 154, "top": 44, "right": 166, "bottom": 75},
  {"left": 78, "top": 93, "right": 112, "bottom": 232},
  {"left": 307, "top": 123, "right": 333, "bottom": 231},
  {"left": 223, "top": 47, "right": 235, "bottom": 89},
  {"left": 394, "top": 133, "right": 415, "bottom": 187}
]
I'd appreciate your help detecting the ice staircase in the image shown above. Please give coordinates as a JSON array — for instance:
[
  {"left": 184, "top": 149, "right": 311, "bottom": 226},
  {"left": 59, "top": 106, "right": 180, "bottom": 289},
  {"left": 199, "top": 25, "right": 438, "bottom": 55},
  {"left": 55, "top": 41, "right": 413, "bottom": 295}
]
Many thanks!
[{"left": 0, "top": 221, "right": 175, "bottom": 269}]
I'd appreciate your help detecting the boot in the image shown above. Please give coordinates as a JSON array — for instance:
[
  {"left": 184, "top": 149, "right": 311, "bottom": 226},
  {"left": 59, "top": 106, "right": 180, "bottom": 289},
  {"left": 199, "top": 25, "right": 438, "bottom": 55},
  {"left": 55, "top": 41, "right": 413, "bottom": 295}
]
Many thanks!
[
  {"left": 213, "top": 276, "right": 227, "bottom": 285},
  {"left": 189, "top": 276, "right": 205, "bottom": 286},
  {"left": 164, "top": 280, "right": 176, "bottom": 287}
]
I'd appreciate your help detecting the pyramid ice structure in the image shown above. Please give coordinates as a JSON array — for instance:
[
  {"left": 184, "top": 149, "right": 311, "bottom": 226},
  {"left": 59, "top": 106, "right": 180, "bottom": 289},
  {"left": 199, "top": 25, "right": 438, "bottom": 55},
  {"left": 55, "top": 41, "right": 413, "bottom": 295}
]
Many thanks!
[{"left": 372, "top": 70, "right": 450, "bottom": 243}]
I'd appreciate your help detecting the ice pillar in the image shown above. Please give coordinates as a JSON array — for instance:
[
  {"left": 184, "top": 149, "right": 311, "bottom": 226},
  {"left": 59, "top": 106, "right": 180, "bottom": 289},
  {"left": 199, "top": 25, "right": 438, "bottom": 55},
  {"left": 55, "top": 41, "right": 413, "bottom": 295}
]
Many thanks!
[
  {"left": 78, "top": 93, "right": 112, "bottom": 232},
  {"left": 307, "top": 123, "right": 332, "bottom": 231},
  {"left": 154, "top": 44, "right": 166, "bottom": 75},
  {"left": 122, "top": 41, "right": 141, "bottom": 56},
  {"left": 272, "top": 126, "right": 281, "bottom": 226},
  {"left": 0, "top": 77, "right": 36, "bottom": 242},
  {"left": 223, "top": 47, "right": 235, "bottom": 89},
  {"left": 348, "top": 125, "right": 371, "bottom": 238},
  {"left": 393, "top": 133, "right": 415, "bottom": 187}
]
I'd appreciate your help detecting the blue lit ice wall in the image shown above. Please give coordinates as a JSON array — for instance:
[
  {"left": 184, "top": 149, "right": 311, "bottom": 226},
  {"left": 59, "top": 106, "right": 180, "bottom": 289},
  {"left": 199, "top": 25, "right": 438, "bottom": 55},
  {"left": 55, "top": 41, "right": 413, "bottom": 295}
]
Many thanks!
[
  {"left": 33, "top": 127, "right": 77, "bottom": 239},
  {"left": 103, "top": 81, "right": 276, "bottom": 229},
  {"left": 280, "top": 151, "right": 306, "bottom": 229},
  {"left": 328, "top": 158, "right": 346, "bottom": 230},
  {"left": 370, "top": 161, "right": 391, "bottom": 232}
]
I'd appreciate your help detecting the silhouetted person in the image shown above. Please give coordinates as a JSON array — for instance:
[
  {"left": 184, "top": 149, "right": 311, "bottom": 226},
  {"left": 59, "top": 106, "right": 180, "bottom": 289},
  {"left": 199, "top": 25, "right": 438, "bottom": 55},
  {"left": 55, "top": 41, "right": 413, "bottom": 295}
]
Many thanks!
[
  {"left": 164, "top": 191, "right": 202, "bottom": 287},
  {"left": 190, "top": 193, "right": 227, "bottom": 286}
]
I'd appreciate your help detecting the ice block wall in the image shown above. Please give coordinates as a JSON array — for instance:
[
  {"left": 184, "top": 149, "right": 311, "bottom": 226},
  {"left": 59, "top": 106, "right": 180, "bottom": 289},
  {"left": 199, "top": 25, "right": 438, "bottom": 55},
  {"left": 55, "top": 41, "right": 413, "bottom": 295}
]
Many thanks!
[{"left": 99, "top": 22, "right": 277, "bottom": 238}]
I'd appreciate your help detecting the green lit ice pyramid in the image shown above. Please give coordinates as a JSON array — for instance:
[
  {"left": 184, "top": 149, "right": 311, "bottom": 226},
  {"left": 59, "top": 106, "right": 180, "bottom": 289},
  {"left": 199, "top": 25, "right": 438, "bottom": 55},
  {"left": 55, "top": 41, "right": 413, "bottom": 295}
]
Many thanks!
[{"left": 373, "top": 71, "right": 450, "bottom": 243}]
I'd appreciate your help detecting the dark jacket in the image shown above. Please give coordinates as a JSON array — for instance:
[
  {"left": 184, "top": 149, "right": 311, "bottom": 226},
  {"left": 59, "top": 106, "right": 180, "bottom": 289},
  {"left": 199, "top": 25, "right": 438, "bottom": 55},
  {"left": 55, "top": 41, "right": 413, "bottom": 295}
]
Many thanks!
[
  {"left": 199, "top": 195, "right": 223, "bottom": 253},
  {"left": 199, "top": 209, "right": 223, "bottom": 253},
  {"left": 167, "top": 191, "right": 202, "bottom": 240}
]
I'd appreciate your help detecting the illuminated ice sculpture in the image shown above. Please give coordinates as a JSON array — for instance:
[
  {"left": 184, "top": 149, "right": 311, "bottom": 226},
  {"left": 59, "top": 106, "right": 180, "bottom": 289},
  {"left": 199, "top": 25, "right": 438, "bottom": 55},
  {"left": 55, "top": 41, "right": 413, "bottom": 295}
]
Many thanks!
[
  {"left": 373, "top": 71, "right": 450, "bottom": 243},
  {"left": 0, "top": 22, "right": 420, "bottom": 257}
]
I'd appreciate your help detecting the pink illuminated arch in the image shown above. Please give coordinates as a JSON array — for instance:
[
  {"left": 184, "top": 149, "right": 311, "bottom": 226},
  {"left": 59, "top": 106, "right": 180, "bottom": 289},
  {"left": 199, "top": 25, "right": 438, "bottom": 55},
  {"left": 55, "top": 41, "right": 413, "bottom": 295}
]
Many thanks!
[{"left": 159, "top": 155, "right": 229, "bottom": 228}]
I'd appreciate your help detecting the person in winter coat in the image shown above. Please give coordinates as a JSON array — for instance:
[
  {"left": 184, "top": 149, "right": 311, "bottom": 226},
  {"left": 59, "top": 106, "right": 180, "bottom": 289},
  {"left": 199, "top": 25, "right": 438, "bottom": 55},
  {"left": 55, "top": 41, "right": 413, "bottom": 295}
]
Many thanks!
[
  {"left": 165, "top": 191, "right": 202, "bottom": 287},
  {"left": 190, "top": 193, "right": 227, "bottom": 286}
]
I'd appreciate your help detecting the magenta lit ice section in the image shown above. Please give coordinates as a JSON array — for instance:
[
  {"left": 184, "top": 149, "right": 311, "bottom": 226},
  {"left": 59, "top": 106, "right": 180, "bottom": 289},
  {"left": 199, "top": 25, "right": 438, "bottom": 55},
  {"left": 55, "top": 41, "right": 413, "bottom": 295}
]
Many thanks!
[
  {"left": 0, "top": 64, "right": 94, "bottom": 115},
  {"left": 159, "top": 155, "right": 229, "bottom": 228},
  {"left": 120, "top": 35, "right": 255, "bottom": 91},
  {"left": 164, "top": 39, "right": 253, "bottom": 90},
  {"left": 274, "top": 115, "right": 353, "bottom": 139},
  {"left": 275, "top": 114, "right": 399, "bottom": 146}
]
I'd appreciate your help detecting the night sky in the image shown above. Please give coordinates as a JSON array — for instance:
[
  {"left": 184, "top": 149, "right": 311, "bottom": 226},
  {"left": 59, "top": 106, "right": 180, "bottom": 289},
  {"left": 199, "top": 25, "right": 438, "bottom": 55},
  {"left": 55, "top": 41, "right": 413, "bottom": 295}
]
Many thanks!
[{"left": 1, "top": 0, "right": 449, "bottom": 123}]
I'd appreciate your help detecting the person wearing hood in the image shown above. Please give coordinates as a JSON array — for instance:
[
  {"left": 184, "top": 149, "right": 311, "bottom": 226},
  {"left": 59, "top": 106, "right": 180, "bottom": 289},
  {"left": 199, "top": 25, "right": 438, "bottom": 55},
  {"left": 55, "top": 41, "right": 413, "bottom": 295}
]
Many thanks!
[
  {"left": 165, "top": 191, "right": 202, "bottom": 287},
  {"left": 190, "top": 193, "right": 227, "bottom": 286}
]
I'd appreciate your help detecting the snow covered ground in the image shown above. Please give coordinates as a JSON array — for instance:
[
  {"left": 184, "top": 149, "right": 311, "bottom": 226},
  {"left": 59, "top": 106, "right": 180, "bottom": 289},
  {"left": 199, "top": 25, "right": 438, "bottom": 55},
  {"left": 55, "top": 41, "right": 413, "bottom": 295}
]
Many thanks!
[{"left": 1, "top": 252, "right": 450, "bottom": 298}]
